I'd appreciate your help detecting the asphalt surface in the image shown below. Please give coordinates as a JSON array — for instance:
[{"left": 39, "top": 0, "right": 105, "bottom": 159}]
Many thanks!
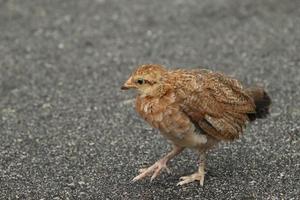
[{"left": 0, "top": 0, "right": 299, "bottom": 199}]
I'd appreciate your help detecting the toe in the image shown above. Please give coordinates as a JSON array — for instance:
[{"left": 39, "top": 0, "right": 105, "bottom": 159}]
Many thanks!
[
  {"left": 133, "top": 171, "right": 150, "bottom": 182},
  {"left": 199, "top": 176, "right": 204, "bottom": 186},
  {"left": 133, "top": 162, "right": 171, "bottom": 183},
  {"left": 150, "top": 165, "right": 169, "bottom": 181},
  {"left": 177, "top": 177, "right": 193, "bottom": 186},
  {"left": 132, "top": 168, "right": 153, "bottom": 182},
  {"left": 150, "top": 169, "right": 160, "bottom": 182},
  {"left": 138, "top": 168, "right": 147, "bottom": 173},
  {"left": 179, "top": 176, "right": 189, "bottom": 180},
  {"left": 132, "top": 174, "right": 143, "bottom": 182},
  {"left": 177, "top": 173, "right": 205, "bottom": 186}
]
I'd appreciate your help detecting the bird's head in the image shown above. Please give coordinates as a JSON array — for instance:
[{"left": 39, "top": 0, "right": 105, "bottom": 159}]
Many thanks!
[{"left": 121, "top": 64, "right": 168, "bottom": 97}]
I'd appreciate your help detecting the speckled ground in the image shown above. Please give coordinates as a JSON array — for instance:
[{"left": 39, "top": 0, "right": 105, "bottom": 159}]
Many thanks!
[{"left": 0, "top": 0, "right": 299, "bottom": 199}]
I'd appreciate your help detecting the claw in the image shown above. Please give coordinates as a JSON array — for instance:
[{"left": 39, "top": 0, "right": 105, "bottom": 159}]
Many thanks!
[
  {"left": 150, "top": 167, "right": 162, "bottom": 182},
  {"left": 138, "top": 168, "right": 147, "bottom": 173},
  {"left": 177, "top": 171, "right": 205, "bottom": 186},
  {"left": 132, "top": 160, "right": 170, "bottom": 182},
  {"left": 165, "top": 166, "right": 171, "bottom": 174}
]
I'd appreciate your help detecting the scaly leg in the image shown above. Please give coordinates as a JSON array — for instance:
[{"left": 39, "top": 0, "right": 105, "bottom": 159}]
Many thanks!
[
  {"left": 133, "top": 145, "right": 184, "bottom": 182},
  {"left": 177, "top": 153, "right": 206, "bottom": 186}
]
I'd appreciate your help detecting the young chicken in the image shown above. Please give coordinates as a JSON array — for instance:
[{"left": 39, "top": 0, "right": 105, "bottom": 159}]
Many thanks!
[{"left": 121, "top": 64, "right": 271, "bottom": 186}]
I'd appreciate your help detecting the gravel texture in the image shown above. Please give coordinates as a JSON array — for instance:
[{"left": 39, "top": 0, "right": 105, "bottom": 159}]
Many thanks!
[{"left": 0, "top": 0, "right": 299, "bottom": 199}]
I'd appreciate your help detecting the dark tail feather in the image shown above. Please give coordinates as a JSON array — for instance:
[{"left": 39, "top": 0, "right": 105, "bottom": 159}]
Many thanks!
[{"left": 245, "top": 87, "right": 271, "bottom": 121}]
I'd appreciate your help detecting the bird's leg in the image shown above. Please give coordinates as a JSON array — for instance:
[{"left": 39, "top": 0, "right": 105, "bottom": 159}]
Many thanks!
[
  {"left": 177, "top": 152, "right": 206, "bottom": 186},
  {"left": 132, "top": 145, "right": 184, "bottom": 182}
]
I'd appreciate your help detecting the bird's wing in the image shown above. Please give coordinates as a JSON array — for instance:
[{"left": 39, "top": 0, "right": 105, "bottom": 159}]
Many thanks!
[{"left": 175, "top": 70, "right": 256, "bottom": 140}]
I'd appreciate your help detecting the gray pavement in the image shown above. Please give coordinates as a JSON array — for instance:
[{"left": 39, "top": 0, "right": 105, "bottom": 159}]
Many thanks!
[{"left": 0, "top": 0, "right": 299, "bottom": 199}]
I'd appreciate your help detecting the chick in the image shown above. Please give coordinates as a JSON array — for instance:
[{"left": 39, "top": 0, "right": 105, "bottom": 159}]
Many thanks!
[{"left": 121, "top": 64, "right": 271, "bottom": 186}]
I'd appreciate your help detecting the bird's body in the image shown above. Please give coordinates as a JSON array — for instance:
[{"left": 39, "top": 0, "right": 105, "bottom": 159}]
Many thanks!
[{"left": 121, "top": 64, "right": 271, "bottom": 185}]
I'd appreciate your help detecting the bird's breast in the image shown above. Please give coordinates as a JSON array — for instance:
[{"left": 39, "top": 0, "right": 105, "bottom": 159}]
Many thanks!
[
  {"left": 135, "top": 93, "right": 207, "bottom": 148},
  {"left": 135, "top": 93, "right": 176, "bottom": 129}
]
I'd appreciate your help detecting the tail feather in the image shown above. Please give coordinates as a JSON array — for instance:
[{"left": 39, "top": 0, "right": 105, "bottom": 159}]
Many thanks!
[{"left": 245, "top": 87, "right": 271, "bottom": 121}]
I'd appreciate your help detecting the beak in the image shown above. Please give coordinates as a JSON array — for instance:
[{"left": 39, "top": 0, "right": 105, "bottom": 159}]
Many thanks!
[{"left": 121, "top": 77, "right": 136, "bottom": 90}]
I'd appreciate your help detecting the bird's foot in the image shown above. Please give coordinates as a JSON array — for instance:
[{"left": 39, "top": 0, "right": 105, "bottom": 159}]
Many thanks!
[
  {"left": 177, "top": 170, "right": 205, "bottom": 186},
  {"left": 132, "top": 159, "right": 171, "bottom": 182}
]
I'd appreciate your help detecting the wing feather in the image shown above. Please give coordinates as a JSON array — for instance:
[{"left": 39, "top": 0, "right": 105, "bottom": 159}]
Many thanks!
[{"left": 174, "top": 70, "right": 255, "bottom": 140}]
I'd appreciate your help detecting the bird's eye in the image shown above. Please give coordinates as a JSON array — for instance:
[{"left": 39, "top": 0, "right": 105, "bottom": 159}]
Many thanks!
[{"left": 137, "top": 78, "right": 144, "bottom": 85}]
